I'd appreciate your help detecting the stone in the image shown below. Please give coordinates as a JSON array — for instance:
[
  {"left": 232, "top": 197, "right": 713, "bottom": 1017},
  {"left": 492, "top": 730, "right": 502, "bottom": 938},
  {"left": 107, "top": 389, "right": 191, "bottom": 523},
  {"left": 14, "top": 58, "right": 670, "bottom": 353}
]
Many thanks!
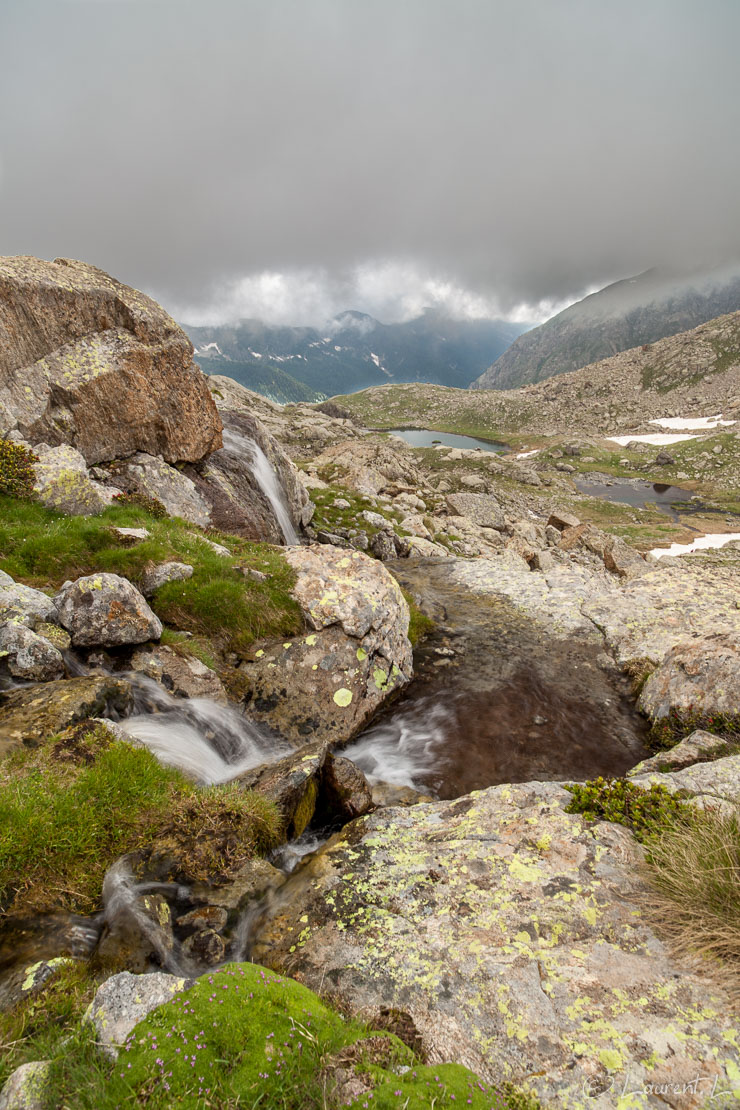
[
  {"left": 176, "top": 905, "right": 228, "bottom": 932},
  {"left": 54, "top": 573, "right": 162, "bottom": 647},
  {"left": 238, "top": 545, "right": 412, "bottom": 746},
  {"left": 128, "top": 645, "right": 227, "bottom": 703},
  {"left": 313, "top": 441, "right": 421, "bottom": 497},
  {"left": 237, "top": 743, "right": 328, "bottom": 840},
  {"left": 86, "top": 971, "right": 193, "bottom": 1059},
  {"left": 112, "top": 527, "right": 150, "bottom": 545},
  {"left": 371, "top": 782, "right": 434, "bottom": 807},
  {"left": 638, "top": 634, "right": 740, "bottom": 719},
  {"left": 557, "top": 523, "right": 589, "bottom": 552},
  {"left": 95, "top": 889, "right": 175, "bottom": 973},
  {"left": 111, "top": 452, "right": 211, "bottom": 526},
  {"left": 544, "top": 524, "right": 562, "bottom": 546},
  {"left": 0, "top": 622, "right": 64, "bottom": 681},
  {"left": 602, "top": 536, "right": 648, "bottom": 579},
  {"left": 181, "top": 928, "right": 225, "bottom": 965},
  {"left": 361, "top": 510, "right": 394, "bottom": 532},
  {"left": 402, "top": 536, "right": 452, "bottom": 559},
  {"left": 655, "top": 450, "right": 676, "bottom": 465},
  {"left": 0, "top": 676, "right": 133, "bottom": 755},
  {"left": 531, "top": 549, "right": 556, "bottom": 573},
  {"left": 547, "top": 510, "right": 581, "bottom": 531},
  {"left": 628, "top": 729, "right": 731, "bottom": 776},
  {"left": 188, "top": 858, "right": 284, "bottom": 912},
  {"left": 32, "top": 443, "right": 118, "bottom": 515},
  {"left": 445, "top": 492, "right": 505, "bottom": 530},
  {"left": 140, "top": 561, "right": 194, "bottom": 596},
  {"left": 0, "top": 1061, "right": 51, "bottom": 1110},
  {"left": 0, "top": 256, "right": 222, "bottom": 464},
  {"left": 631, "top": 752, "right": 740, "bottom": 804},
  {"left": 253, "top": 780, "right": 740, "bottom": 1108},
  {"left": 0, "top": 572, "right": 58, "bottom": 629},
  {"left": 369, "top": 530, "right": 397, "bottom": 561},
  {"left": 399, "top": 514, "right": 431, "bottom": 539},
  {"left": 319, "top": 753, "right": 374, "bottom": 822}
]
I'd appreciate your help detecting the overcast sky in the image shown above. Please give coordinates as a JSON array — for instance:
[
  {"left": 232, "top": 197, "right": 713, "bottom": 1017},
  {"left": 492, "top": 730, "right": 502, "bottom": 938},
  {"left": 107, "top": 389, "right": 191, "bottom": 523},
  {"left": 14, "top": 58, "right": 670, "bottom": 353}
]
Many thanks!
[{"left": 1, "top": 0, "right": 739, "bottom": 326}]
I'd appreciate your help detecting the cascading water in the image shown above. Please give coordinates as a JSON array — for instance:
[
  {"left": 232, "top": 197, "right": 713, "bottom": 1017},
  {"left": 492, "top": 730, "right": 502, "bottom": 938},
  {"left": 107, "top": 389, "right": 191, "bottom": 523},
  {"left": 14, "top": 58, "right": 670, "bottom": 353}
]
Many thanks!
[
  {"left": 343, "top": 695, "right": 455, "bottom": 792},
  {"left": 120, "top": 675, "right": 290, "bottom": 785},
  {"left": 222, "top": 428, "right": 299, "bottom": 545}
]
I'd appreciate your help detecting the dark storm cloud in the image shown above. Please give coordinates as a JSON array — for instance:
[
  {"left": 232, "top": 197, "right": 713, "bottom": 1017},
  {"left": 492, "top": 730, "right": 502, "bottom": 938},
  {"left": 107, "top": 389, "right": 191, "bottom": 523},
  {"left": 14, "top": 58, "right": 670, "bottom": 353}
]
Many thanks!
[{"left": 1, "top": 0, "right": 739, "bottom": 323}]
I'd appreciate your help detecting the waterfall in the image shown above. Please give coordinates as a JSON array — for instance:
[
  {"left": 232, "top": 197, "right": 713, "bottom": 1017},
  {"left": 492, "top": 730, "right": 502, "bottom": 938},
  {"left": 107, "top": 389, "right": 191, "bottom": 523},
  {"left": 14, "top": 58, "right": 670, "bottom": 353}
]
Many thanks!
[
  {"left": 222, "top": 428, "right": 300, "bottom": 545},
  {"left": 120, "top": 676, "right": 290, "bottom": 785}
]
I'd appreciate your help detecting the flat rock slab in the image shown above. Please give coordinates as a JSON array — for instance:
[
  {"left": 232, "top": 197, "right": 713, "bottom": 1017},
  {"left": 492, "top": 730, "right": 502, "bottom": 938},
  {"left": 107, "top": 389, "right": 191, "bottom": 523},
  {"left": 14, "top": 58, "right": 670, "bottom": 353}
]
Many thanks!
[
  {"left": 253, "top": 781, "right": 740, "bottom": 1108},
  {"left": 631, "top": 752, "right": 740, "bottom": 802},
  {"left": 86, "top": 971, "right": 193, "bottom": 1058}
]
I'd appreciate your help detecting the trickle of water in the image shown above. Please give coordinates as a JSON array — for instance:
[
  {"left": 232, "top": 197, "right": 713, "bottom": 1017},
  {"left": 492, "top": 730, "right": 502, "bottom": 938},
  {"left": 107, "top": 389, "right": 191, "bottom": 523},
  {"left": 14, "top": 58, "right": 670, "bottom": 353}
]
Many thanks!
[
  {"left": 222, "top": 428, "right": 299, "bottom": 545},
  {"left": 343, "top": 696, "right": 455, "bottom": 792},
  {"left": 121, "top": 676, "right": 290, "bottom": 785},
  {"left": 100, "top": 859, "right": 194, "bottom": 975}
]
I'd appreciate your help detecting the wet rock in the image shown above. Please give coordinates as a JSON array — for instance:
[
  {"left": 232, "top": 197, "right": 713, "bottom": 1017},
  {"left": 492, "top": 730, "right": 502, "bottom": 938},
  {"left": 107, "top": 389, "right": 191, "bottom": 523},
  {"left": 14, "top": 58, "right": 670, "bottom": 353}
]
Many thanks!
[
  {"left": 0, "top": 1060, "right": 51, "bottom": 1110},
  {"left": 140, "top": 561, "right": 194, "bottom": 596},
  {"left": 128, "top": 645, "right": 227, "bottom": 702},
  {"left": 628, "top": 729, "right": 730, "bottom": 776},
  {"left": 319, "top": 753, "right": 374, "bottom": 821},
  {"left": 181, "top": 928, "right": 225, "bottom": 966},
  {"left": 602, "top": 536, "right": 649, "bottom": 579},
  {"left": 445, "top": 492, "right": 505, "bottom": 530},
  {"left": 237, "top": 742, "right": 328, "bottom": 839},
  {"left": 253, "top": 780, "right": 740, "bottom": 1107},
  {"left": 188, "top": 858, "right": 284, "bottom": 912},
  {"left": 32, "top": 443, "right": 119, "bottom": 515},
  {"left": 55, "top": 573, "right": 162, "bottom": 647},
  {"left": 176, "top": 905, "right": 228, "bottom": 932},
  {"left": 111, "top": 452, "right": 211, "bottom": 526},
  {"left": 371, "top": 782, "right": 433, "bottom": 807},
  {"left": 86, "top": 970, "right": 193, "bottom": 1059},
  {"left": 0, "top": 676, "right": 132, "bottom": 755},
  {"left": 95, "top": 891, "right": 175, "bottom": 973},
  {"left": 0, "top": 256, "right": 222, "bottom": 464},
  {"left": 638, "top": 634, "right": 739, "bottom": 719},
  {"left": 0, "top": 623, "right": 64, "bottom": 682}
]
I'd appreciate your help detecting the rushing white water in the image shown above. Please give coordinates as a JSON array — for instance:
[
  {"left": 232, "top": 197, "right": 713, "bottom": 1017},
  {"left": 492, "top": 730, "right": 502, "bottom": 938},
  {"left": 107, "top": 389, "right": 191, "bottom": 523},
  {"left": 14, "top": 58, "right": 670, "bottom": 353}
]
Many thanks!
[
  {"left": 222, "top": 428, "right": 299, "bottom": 545},
  {"left": 343, "top": 695, "right": 455, "bottom": 790},
  {"left": 120, "top": 676, "right": 289, "bottom": 785}
]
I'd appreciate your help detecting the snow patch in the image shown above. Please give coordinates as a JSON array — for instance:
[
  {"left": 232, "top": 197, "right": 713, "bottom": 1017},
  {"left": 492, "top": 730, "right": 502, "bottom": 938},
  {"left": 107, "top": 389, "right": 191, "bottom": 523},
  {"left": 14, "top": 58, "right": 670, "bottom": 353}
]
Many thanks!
[
  {"left": 650, "top": 533, "right": 740, "bottom": 558},
  {"left": 516, "top": 449, "right": 539, "bottom": 459},
  {"left": 649, "top": 414, "right": 736, "bottom": 431},
  {"left": 607, "top": 433, "right": 700, "bottom": 446}
]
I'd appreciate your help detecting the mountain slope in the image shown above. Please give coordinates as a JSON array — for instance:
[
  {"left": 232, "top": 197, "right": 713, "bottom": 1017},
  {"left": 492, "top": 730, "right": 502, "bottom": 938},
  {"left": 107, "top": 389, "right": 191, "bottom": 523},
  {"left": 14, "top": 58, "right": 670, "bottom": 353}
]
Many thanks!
[
  {"left": 185, "top": 309, "right": 526, "bottom": 399},
  {"left": 473, "top": 266, "right": 740, "bottom": 390}
]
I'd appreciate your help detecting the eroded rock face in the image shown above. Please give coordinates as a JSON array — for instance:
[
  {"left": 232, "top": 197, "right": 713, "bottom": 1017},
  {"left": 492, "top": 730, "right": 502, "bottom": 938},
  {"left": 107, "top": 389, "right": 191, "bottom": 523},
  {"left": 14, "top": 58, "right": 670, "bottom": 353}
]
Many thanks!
[
  {"left": 253, "top": 781, "right": 740, "bottom": 1109},
  {"left": 55, "top": 573, "right": 162, "bottom": 647},
  {"left": 239, "top": 546, "right": 413, "bottom": 745},
  {"left": 0, "top": 676, "right": 132, "bottom": 754},
  {"left": 0, "top": 256, "right": 222, "bottom": 464},
  {"left": 638, "top": 633, "right": 740, "bottom": 719}
]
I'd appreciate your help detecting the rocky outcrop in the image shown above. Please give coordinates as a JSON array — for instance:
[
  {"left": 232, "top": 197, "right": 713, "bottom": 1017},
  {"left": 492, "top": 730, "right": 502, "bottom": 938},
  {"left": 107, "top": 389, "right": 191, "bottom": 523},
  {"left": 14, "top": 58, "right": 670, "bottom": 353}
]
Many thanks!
[
  {"left": 253, "top": 781, "right": 740, "bottom": 1108},
  {"left": 54, "top": 573, "right": 162, "bottom": 647},
  {"left": 638, "top": 633, "right": 740, "bottom": 719},
  {"left": 185, "top": 410, "right": 309, "bottom": 543},
  {"left": 445, "top": 492, "right": 506, "bottom": 530},
  {"left": 628, "top": 729, "right": 730, "bottom": 775},
  {"left": 32, "top": 443, "right": 119, "bottom": 516},
  {"left": 0, "top": 676, "right": 132, "bottom": 754},
  {"left": 239, "top": 546, "right": 413, "bottom": 745},
  {"left": 312, "top": 440, "right": 421, "bottom": 496},
  {"left": 0, "top": 257, "right": 222, "bottom": 464}
]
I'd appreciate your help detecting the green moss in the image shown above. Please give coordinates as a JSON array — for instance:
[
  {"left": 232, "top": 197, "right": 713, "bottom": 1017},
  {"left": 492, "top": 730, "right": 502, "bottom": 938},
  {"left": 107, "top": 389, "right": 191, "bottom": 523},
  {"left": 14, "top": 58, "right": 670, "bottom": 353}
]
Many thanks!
[
  {"left": 401, "top": 589, "right": 435, "bottom": 646},
  {"left": 566, "top": 777, "right": 690, "bottom": 843},
  {"left": 0, "top": 439, "right": 37, "bottom": 498},
  {"left": 0, "top": 495, "right": 303, "bottom": 652},
  {"left": 42, "top": 963, "right": 535, "bottom": 1109},
  {"left": 0, "top": 725, "right": 280, "bottom": 915}
]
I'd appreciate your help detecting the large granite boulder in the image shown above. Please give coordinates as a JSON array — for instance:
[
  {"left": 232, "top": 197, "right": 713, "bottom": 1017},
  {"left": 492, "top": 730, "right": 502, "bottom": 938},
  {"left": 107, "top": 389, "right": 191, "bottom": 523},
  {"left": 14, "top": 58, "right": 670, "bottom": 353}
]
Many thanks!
[
  {"left": 0, "top": 571, "right": 59, "bottom": 628},
  {"left": 0, "top": 675, "right": 132, "bottom": 755},
  {"left": 445, "top": 492, "right": 506, "bottom": 530},
  {"left": 239, "top": 546, "right": 413, "bottom": 745},
  {"left": 0, "top": 256, "right": 221, "bottom": 464},
  {"left": 253, "top": 781, "right": 740, "bottom": 1108},
  {"left": 0, "top": 622, "right": 65, "bottom": 682},
  {"left": 638, "top": 633, "right": 740, "bottom": 720},
  {"left": 185, "top": 410, "right": 309, "bottom": 543},
  {"left": 54, "top": 573, "right": 162, "bottom": 647}
]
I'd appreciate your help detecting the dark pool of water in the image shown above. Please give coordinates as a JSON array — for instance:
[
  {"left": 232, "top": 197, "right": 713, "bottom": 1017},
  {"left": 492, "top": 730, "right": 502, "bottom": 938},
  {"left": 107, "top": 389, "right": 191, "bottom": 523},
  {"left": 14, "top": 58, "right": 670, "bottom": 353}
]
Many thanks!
[
  {"left": 388, "top": 428, "right": 507, "bottom": 453},
  {"left": 344, "top": 560, "right": 649, "bottom": 800},
  {"left": 574, "top": 477, "right": 694, "bottom": 520}
]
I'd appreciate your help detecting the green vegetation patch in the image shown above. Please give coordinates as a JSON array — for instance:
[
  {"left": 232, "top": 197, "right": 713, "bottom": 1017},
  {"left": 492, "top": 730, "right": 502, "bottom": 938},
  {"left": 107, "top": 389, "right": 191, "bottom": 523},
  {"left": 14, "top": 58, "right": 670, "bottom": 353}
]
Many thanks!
[
  {"left": 0, "top": 439, "right": 37, "bottom": 498},
  {"left": 648, "top": 709, "right": 740, "bottom": 751},
  {"left": 0, "top": 724, "right": 280, "bottom": 916},
  {"left": 44, "top": 962, "right": 538, "bottom": 1109},
  {"left": 401, "top": 589, "right": 435, "bottom": 646},
  {"left": 0, "top": 495, "right": 303, "bottom": 653},
  {"left": 566, "top": 776, "right": 690, "bottom": 843}
]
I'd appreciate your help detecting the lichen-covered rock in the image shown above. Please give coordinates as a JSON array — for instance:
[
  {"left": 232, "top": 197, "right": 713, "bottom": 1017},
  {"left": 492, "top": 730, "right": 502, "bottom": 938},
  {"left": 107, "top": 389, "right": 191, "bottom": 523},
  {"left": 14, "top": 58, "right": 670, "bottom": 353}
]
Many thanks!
[
  {"left": 638, "top": 633, "right": 740, "bottom": 719},
  {"left": 0, "top": 622, "right": 64, "bottom": 681},
  {"left": 185, "top": 410, "right": 307, "bottom": 543},
  {"left": 140, "top": 561, "right": 194, "bottom": 596},
  {"left": 55, "top": 573, "right": 162, "bottom": 647},
  {"left": 32, "top": 443, "right": 118, "bottom": 516},
  {"left": 319, "top": 753, "right": 374, "bottom": 822},
  {"left": 0, "top": 676, "right": 132, "bottom": 755},
  {"left": 0, "top": 571, "right": 58, "bottom": 629},
  {"left": 0, "top": 256, "right": 222, "bottom": 464},
  {"left": 253, "top": 781, "right": 740, "bottom": 1108},
  {"left": 312, "top": 440, "right": 421, "bottom": 496},
  {"left": 631, "top": 752, "right": 740, "bottom": 803},
  {"left": 86, "top": 971, "right": 193, "bottom": 1059},
  {"left": 112, "top": 452, "right": 211, "bottom": 526},
  {"left": 628, "top": 729, "right": 730, "bottom": 776},
  {"left": 445, "top": 492, "right": 506, "bottom": 530},
  {"left": 0, "top": 1060, "right": 51, "bottom": 1110},
  {"left": 129, "top": 645, "right": 227, "bottom": 703},
  {"left": 239, "top": 546, "right": 412, "bottom": 745}
]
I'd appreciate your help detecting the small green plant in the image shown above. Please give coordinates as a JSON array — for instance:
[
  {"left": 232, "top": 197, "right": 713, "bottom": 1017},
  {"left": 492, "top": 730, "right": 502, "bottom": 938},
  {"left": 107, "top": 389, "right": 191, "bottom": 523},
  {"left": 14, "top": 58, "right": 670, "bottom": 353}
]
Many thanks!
[
  {"left": 648, "top": 709, "right": 740, "bottom": 751},
  {"left": 0, "top": 439, "right": 38, "bottom": 497},
  {"left": 401, "top": 588, "right": 435, "bottom": 646},
  {"left": 112, "top": 489, "right": 168, "bottom": 517},
  {"left": 566, "top": 776, "right": 690, "bottom": 843}
]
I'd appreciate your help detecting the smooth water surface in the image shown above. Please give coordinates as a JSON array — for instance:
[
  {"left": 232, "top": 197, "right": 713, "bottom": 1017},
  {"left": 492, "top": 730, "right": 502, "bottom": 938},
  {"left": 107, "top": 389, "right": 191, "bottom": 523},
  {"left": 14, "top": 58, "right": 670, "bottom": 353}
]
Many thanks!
[
  {"left": 574, "top": 477, "right": 694, "bottom": 520},
  {"left": 388, "top": 428, "right": 507, "bottom": 453}
]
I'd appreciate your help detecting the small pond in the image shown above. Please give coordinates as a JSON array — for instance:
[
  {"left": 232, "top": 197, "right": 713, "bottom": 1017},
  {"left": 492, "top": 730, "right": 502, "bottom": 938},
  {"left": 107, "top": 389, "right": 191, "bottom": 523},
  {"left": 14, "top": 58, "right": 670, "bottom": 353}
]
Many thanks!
[
  {"left": 388, "top": 428, "right": 507, "bottom": 453},
  {"left": 574, "top": 477, "right": 694, "bottom": 520}
]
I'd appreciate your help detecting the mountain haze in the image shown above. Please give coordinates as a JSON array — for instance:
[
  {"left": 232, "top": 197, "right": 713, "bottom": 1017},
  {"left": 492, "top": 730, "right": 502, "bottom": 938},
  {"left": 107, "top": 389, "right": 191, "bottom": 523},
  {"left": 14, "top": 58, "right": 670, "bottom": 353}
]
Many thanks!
[
  {"left": 473, "top": 266, "right": 740, "bottom": 391},
  {"left": 186, "top": 310, "right": 527, "bottom": 402}
]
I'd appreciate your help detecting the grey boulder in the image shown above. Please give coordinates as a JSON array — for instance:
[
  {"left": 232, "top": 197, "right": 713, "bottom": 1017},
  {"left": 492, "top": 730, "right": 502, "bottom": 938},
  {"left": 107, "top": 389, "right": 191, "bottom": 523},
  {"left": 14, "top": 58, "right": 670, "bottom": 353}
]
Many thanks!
[{"left": 55, "top": 573, "right": 162, "bottom": 647}]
